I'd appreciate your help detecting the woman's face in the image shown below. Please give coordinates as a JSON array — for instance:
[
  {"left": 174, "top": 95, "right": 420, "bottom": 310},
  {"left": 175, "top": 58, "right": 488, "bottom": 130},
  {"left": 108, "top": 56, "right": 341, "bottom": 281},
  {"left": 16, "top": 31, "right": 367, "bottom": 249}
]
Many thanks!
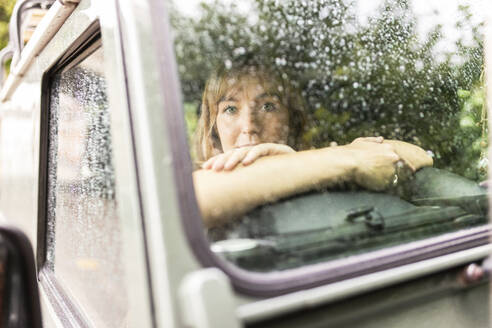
[{"left": 216, "top": 75, "right": 290, "bottom": 152}]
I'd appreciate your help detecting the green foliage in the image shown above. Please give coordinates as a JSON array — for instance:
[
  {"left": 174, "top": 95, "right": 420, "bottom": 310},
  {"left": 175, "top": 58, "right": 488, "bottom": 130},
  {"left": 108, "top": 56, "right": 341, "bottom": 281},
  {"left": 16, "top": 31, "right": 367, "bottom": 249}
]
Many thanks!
[
  {"left": 172, "top": 0, "right": 486, "bottom": 180},
  {"left": 184, "top": 102, "right": 199, "bottom": 161},
  {"left": 0, "top": 0, "right": 15, "bottom": 49},
  {"left": 455, "top": 78, "right": 487, "bottom": 180}
]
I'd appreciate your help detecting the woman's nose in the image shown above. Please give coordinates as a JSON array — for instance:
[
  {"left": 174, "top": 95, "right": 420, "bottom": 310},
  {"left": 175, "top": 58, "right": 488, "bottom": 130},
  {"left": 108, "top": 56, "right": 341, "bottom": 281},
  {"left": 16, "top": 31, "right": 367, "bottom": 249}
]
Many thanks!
[{"left": 240, "top": 107, "right": 259, "bottom": 134}]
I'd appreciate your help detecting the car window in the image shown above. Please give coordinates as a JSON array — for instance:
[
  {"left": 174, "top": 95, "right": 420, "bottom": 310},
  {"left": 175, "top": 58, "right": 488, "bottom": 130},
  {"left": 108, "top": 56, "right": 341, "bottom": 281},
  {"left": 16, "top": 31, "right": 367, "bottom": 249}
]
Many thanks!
[
  {"left": 169, "top": 0, "right": 489, "bottom": 273},
  {"left": 43, "top": 41, "right": 128, "bottom": 326}
]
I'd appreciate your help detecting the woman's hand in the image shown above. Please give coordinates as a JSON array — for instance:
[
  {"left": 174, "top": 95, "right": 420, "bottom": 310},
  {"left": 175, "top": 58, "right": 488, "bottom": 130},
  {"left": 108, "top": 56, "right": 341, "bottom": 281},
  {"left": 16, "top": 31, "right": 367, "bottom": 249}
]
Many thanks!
[
  {"left": 347, "top": 137, "right": 403, "bottom": 191},
  {"left": 383, "top": 140, "right": 433, "bottom": 172},
  {"left": 346, "top": 137, "right": 432, "bottom": 191},
  {"left": 202, "top": 143, "right": 295, "bottom": 171}
]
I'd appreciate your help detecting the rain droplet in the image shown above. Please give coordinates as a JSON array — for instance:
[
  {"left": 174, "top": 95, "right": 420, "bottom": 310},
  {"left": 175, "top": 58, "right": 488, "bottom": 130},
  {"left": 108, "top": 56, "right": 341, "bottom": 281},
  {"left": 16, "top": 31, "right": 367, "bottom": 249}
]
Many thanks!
[
  {"left": 275, "top": 57, "right": 287, "bottom": 66},
  {"left": 319, "top": 7, "right": 329, "bottom": 20},
  {"left": 233, "top": 47, "right": 246, "bottom": 56},
  {"left": 478, "top": 157, "right": 488, "bottom": 169}
]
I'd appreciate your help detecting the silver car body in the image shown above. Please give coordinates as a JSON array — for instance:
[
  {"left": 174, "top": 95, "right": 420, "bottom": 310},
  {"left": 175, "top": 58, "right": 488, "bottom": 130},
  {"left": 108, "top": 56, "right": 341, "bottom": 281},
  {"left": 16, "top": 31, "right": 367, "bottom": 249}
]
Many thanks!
[{"left": 0, "top": 0, "right": 490, "bottom": 327}]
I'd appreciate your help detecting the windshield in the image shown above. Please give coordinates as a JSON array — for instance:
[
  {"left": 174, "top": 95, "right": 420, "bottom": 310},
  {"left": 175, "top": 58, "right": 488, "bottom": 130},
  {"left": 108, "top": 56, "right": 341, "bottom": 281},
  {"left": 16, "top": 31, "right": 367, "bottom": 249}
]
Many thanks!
[{"left": 169, "top": 0, "right": 489, "bottom": 272}]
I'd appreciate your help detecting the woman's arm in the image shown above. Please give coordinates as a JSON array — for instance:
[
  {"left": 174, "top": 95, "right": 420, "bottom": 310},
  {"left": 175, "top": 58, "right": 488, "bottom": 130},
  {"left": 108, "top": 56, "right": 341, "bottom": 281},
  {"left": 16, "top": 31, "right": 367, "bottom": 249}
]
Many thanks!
[{"left": 194, "top": 139, "right": 432, "bottom": 228}]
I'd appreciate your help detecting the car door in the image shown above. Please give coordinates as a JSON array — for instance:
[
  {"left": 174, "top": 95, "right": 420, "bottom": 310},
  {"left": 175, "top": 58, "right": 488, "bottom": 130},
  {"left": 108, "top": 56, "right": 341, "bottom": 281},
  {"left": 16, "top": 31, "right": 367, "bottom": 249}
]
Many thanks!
[
  {"left": 0, "top": 0, "right": 154, "bottom": 326},
  {"left": 0, "top": 0, "right": 491, "bottom": 328}
]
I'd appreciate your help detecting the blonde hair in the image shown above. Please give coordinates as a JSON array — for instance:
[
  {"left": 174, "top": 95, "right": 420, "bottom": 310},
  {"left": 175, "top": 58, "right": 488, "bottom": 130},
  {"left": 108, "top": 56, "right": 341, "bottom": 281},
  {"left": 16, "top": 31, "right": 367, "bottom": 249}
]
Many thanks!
[{"left": 194, "top": 66, "right": 308, "bottom": 163}]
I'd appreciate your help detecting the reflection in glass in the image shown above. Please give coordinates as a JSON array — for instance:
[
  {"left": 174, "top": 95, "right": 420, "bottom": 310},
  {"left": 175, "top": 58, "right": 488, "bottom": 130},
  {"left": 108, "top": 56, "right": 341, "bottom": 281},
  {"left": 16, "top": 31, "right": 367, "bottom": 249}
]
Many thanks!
[{"left": 170, "top": 0, "right": 489, "bottom": 272}]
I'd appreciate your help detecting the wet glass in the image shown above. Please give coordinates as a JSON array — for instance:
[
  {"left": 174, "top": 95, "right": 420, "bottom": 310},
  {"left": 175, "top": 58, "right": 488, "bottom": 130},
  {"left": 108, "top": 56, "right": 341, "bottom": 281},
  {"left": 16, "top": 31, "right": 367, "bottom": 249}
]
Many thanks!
[
  {"left": 170, "top": 0, "right": 489, "bottom": 272},
  {"left": 46, "top": 46, "right": 128, "bottom": 326}
]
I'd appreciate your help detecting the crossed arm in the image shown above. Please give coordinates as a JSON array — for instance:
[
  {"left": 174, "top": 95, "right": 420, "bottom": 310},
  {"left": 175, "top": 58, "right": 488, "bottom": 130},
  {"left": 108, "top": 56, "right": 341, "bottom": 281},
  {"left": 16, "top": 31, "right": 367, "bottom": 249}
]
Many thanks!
[{"left": 193, "top": 138, "right": 433, "bottom": 228}]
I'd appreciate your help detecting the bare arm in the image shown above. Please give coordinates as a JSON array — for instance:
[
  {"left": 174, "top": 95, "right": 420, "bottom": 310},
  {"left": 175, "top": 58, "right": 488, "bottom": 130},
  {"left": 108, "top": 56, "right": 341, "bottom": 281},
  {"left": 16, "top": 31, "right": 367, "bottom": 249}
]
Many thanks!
[
  {"left": 193, "top": 139, "right": 433, "bottom": 228},
  {"left": 194, "top": 146, "right": 356, "bottom": 227}
]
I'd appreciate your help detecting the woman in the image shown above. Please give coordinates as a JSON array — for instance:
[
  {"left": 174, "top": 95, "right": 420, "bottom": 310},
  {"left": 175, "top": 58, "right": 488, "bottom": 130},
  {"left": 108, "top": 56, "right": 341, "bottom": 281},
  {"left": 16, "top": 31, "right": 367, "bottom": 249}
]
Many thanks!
[
  {"left": 193, "top": 65, "right": 433, "bottom": 228},
  {"left": 195, "top": 65, "right": 308, "bottom": 170}
]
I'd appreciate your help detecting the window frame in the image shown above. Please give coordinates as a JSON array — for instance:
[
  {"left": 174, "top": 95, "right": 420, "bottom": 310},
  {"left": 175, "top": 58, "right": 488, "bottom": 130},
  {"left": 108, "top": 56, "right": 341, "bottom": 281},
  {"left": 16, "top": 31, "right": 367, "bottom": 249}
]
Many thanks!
[{"left": 151, "top": 0, "right": 492, "bottom": 297}]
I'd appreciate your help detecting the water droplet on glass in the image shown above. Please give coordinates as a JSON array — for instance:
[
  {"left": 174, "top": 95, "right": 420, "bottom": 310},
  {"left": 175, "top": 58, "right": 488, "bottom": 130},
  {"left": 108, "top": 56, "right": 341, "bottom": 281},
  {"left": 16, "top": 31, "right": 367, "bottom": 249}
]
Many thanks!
[
  {"left": 478, "top": 157, "right": 488, "bottom": 169},
  {"left": 319, "top": 6, "right": 329, "bottom": 20},
  {"left": 233, "top": 47, "right": 246, "bottom": 56}
]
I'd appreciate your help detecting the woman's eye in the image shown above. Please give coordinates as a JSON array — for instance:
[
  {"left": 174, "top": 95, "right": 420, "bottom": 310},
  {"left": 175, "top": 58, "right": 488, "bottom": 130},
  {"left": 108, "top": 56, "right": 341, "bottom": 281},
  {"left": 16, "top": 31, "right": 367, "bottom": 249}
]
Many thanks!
[
  {"left": 224, "top": 105, "right": 237, "bottom": 114},
  {"left": 261, "top": 102, "right": 277, "bottom": 112}
]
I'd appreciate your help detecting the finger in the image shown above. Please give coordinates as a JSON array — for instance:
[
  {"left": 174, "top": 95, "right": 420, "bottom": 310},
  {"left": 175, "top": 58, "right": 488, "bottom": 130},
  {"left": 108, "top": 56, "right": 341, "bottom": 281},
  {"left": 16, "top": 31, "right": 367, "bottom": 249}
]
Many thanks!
[
  {"left": 363, "top": 136, "right": 384, "bottom": 143},
  {"left": 381, "top": 144, "right": 399, "bottom": 161},
  {"left": 275, "top": 144, "right": 296, "bottom": 154},
  {"left": 390, "top": 151, "right": 400, "bottom": 162},
  {"left": 353, "top": 136, "right": 384, "bottom": 144},
  {"left": 242, "top": 144, "right": 272, "bottom": 165},
  {"left": 202, "top": 157, "right": 216, "bottom": 170},
  {"left": 224, "top": 148, "right": 250, "bottom": 170},
  {"left": 212, "top": 152, "right": 232, "bottom": 171},
  {"left": 398, "top": 155, "right": 416, "bottom": 172},
  {"left": 368, "top": 136, "right": 384, "bottom": 143}
]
